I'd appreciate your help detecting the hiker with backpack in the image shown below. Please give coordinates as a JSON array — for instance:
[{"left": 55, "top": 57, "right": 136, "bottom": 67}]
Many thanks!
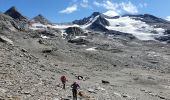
[
  {"left": 60, "top": 75, "right": 67, "bottom": 89},
  {"left": 71, "top": 82, "right": 80, "bottom": 100}
]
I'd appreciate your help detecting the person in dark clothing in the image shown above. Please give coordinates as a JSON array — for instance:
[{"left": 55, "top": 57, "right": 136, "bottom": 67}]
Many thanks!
[
  {"left": 60, "top": 76, "right": 67, "bottom": 89},
  {"left": 71, "top": 82, "right": 80, "bottom": 100}
]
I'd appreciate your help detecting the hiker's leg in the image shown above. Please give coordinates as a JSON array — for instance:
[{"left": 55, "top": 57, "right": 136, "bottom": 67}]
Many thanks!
[
  {"left": 73, "top": 90, "right": 75, "bottom": 100},
  {"left": 63, "top": 83, "right": 65, "bottom": 89},
  {"left": 75, "top": 90, "right": 77, "bottom": 100}
]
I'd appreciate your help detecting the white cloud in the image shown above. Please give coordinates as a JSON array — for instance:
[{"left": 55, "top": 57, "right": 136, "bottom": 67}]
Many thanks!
[
  {"left": 94, "top": 0, "right": 139, "bottom": 15},
  {"left": 139, "top": 3, "right": 147, "bottom": 8},
  {"left": 103, "top": 10, "right": 119, "bottom": 17},
  {"left": 94, "top": 1, "right": 119, "bottom": 11},
  {"left": 80, "top": 0, "right": 89, "bottom": 8},
  {"left": 93, "top": 0, "right": 121, "bottom": 16},
  {"left": 93, "top": 1, "right": 101, "bottom": 7},
  {"left": 121, "top": 1, "right": 138, "bottom": 14},
  {"left": 59, "top": 4, "right": 78, "bottom": 14},
  {"left": 166, "top": 16, "right": 170, "bottom": 21}
]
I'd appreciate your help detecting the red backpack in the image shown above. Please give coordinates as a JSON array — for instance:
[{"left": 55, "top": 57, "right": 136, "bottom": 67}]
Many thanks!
[{"left": 61, "top": 76, "right": 66, "bottom": 82}]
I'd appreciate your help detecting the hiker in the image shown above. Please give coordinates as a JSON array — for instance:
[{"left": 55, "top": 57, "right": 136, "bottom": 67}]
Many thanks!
[
  {"left": 60, "top": 75, "right": 67, "bottom": 89},
  {"left": 71, "top": 82, "right": 80, "bottom": 100}
]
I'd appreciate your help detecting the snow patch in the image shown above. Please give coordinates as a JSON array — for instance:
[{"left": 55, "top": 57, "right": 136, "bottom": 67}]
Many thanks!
[
  {"left": 103, "top": 10, "right": 119, "bottom": 17},
  {"left": 86, "top": 47, "right": 97, "bottom": 51},
  {"left": 60, "top": 30, "right": 67, "bottom": 39},
  {"left": 29, "top": 23, "right": 80, "bottom": 30},
  {"left": 29, "top": 23, "right": 47, "bottom": 30},
  {"left": 74, "top": 36, "right": 87, "bottom": 39},
  {"left": 105, "top": 16, "right": 165, "bottom": 40},
  {"left": 40, "top": 35, "right": 49, "bottom": 39},
  {"left": 49, "top": 24, "right": 80, "bottom": 29}
]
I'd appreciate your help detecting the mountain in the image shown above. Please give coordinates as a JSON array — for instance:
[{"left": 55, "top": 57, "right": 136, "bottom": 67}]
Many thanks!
[
  {"left": 73, "top": 12, "right": 110, "bottom": 32},
  {"left": 73, "top": 12, "right": 101, "bottom": 25},
  {"left": 4, "top": 6, "right": 27, "bottom": 21},
  {"left": 72, "top": 12, "right": 170, "bottom": 42},
  {"left": 32, "top": 14, "right": 51, "bottom": 25}
]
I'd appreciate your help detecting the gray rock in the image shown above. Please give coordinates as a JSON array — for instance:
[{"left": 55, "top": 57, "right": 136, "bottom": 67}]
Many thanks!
[{"left": 0, "top": 35, "right": 13, "bottom": 44}]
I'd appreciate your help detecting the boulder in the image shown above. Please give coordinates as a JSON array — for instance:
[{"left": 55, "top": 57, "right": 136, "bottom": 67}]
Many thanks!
[
  {"left": 65, "top": 27, "right": 85, "bottom": 39},
  {"left": 101, "top": 80, "right": 110, "bottom": 84},
  {"left": 0, "top": 36, "right": 13, "bottom": 45},
  {"left": 78, "top": 91, "right": 91, "bottom": 99},
  {"left": 42, "top": 49, "right": 53, "bottom": 53},
  {"left": 68, "top": 38, "right": 89, "bottom": 45}
]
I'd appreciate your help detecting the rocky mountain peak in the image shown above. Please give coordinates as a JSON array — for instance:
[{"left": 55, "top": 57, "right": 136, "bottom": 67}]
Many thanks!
[
  {"left": 33, "top": 14, "right": 51, "bottom": 25},
  {"left": 91, "top": 12, "right": 101, "bottom": 17},
  {"left": 4, "top": 6, "right": 27, "bottom": 21},
  {"left": 72, "top": 12, "right": 102, "bottom": 25}
]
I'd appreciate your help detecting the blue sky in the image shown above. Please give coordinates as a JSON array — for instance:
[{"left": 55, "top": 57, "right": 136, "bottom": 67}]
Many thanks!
[{"left": 0, "top": 0, "right": 170, "bottom": 23}]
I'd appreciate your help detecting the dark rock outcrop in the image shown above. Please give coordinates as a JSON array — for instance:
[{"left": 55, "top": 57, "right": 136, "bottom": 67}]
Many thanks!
[
  {"left": 73, "top": 12, "right": 101, "bottom": 25},
  {"left": 65, "top": 27, "right": 85, "bottom": 39},
  {"left": 106, "top": 30, "right": 136, "bottom": 40},
  {"left": 122, "top": 14, "right": 168, "bottom": 24},
  {"left": 68, "top": 38, "right": 89, "bottom": 45},
  {"left": 73, "top": 12, "right": 109, "bottom": 32},
  {"left": 155, "top": 35, "right": 170, "bottom": 43}
]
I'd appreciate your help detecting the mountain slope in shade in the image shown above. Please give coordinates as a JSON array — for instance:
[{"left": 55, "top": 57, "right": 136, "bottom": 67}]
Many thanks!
[
  {"left": 4, "top": 6, "right": 27, "bottom": 21},
  {"left": 73, "top": 12, "right": 110, "bottom": 32},
  {"left": 73, "top": 12, "right": 101, "bottom": 25}
]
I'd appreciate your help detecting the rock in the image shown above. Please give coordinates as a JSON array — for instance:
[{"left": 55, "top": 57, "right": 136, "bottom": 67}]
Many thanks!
[
  {"left": 0, "top": 36, "right": 13, "bottom": 45},
  {"left": 122, "top": 95, "right": 128, "bottom": 98},
  {"left": 53, "top": 98, "right": 59, "bottom": 100},
  {"left": 11, "top": 96, "right": 22, "bottom": 100},
  {"left": 106, "top": 30, "right": 136, "bottom": 40},
  {"left": 21, "top": 48, "right": 27, "bottom": 52},
  {"left": 87, "top": 88, "right": 96, "bottom": 93},
  {"left": 158, "top": 95, "right": 166, "bottom": 99},
  {"left": 77, "top": 75, "right": 83, "bottom": 80},
  {"left": 42, "top": 49, "right": 53, "bottom": 53},
  {"left": 102, "top": 80, "right": 110, "bottom": 84},
  {"left": 65, "top": 27, "right": 85, "bottom": 39},
  {"left": 39, "top": 30, "right": 56, "bottom": 37},
  {"left": 78, "top": 91, "right": 90, "bottom": 99},
  {"left": 155, "top": 35, "right": 170, "bottom": 42},
  {"left": 38, "top": 39, "right": 44, "bottom": 44},
  {"left": 0, "top": 88, "right": 7, "bottom": 94},
  {"left": 68, "top": 38, "right": 89, "bottom": 45}
]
